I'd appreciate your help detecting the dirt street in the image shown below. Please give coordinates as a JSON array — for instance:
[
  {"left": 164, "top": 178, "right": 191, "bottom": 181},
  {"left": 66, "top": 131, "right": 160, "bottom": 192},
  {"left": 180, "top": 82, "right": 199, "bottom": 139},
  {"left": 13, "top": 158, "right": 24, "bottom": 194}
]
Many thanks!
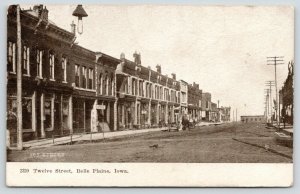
[{"left": 7, "top": 123, "right": 293, "bottom": 163}]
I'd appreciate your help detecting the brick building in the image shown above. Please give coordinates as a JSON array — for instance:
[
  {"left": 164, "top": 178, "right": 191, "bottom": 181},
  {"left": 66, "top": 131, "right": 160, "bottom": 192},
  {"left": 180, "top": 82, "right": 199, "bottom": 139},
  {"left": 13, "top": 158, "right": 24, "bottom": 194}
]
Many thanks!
[
  {"left": 201, "top": 92, "right": 212, "bottom": 121},
  {"left": 115, "top": 53, "right": 181, "bottom": 130},
  {"left": 240, "top": 115, "right": 266, "bottom": 123},
  {"left": 187, "top": 82, "right": 202, "bottom": 122},
  {"left": 7, "top": 5, "right": 232, "bottom": 146}
]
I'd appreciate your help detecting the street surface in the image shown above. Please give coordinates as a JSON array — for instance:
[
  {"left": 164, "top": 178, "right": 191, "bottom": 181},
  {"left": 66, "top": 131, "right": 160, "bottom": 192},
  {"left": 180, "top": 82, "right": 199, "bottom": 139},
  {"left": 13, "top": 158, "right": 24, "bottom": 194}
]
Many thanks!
[{"left": 7, "top": 123, "right": 292, "bottom": 163}]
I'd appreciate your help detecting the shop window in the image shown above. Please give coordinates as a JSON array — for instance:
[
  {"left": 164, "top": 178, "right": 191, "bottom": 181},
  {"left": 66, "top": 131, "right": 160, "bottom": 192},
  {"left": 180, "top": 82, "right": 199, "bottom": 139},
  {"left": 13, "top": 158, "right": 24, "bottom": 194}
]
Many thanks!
[
  {"left": 7, "top": 98, "right": 17, "bottom": 132},
  {"left": 36, "top": 49, "right": 43, "bottom": 78},
  {"left": 22, "top": 97, "right": 33, "bottom": 130},
  {"left": 23, "top": 46, "right": 30, "bottom": 75},
  {"left": 7, "top": 42, "right": 16, "bottom": 73},
  {"left": 44, "top": 96, "right": 53, "bottom": 130},
  {"left": 62, "top": 57, "right": 67, "bottom": 82},
  {"left": 62, "top": 97, "right": 69, "bottom": 130},
  {"left": 75, "top": 65, "right": 80, "bottom": 87},
  {"left": 49, "top": 53, "right": 55, "bottom": 80},
  {"left": 73, "top": 98, "right": 85, "bottom": 132},
  {"left": 7, "top": 96, "right": 34, "bottom": 131}
]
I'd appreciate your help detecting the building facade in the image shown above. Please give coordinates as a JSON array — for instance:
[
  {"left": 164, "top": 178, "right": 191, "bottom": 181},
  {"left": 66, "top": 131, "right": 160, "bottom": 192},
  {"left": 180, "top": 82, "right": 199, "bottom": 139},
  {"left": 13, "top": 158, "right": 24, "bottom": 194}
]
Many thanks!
[
  {"left": 115, "top": 53, "right": 181, "bottom": 130},
  {"left": 7, "top": 5, "right": 76, "bottom": 142},
  {"left": 187, "top": 82, "right": 202, "bottom": 122},
  {"left": 240, "top": 115, "right": 266, "bottom": 123},
  {"left": 201, "top": 92, "right": 212, "bottom": 121},
  {"left": 7, "top": 5, "right": 232, "bottom": 146}
]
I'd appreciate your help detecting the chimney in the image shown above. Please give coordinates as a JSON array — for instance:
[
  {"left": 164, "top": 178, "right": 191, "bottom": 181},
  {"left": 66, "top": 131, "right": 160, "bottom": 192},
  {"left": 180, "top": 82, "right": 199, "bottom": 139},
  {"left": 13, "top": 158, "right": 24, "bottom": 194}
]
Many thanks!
[
  {"left": 33, "top": 5, "right": 48, "bottom": 21},
  {"left": 42, "top": 6, "right": 48, "bottom": 21},
  {"left": 70, "top": 21, "right": 76, "bottom": 35},
  {"left": 33, "top": 4, "right": 43, "bottom": 16},
  {"left": 193, "top": 82, "right": 199, "bottom": 89},
  {"left": 133, "top": 51, "right": 141, "bottom": 65},
  {"left": 156, "top": 64, "right": 161, "bottom": 74},
  {"left": 120, "top": 53, "right": 125, "bottom": 62},
  {"left": 171, "top": 73, "right": 176, "bottom": 80}
]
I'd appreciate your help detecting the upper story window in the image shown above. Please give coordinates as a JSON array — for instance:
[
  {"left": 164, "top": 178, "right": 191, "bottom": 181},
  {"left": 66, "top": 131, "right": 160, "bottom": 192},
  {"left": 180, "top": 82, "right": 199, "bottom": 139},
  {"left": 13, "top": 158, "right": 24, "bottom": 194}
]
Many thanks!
[
  {"left": 75, "top": 65, "right": 80, "bottom": 87},
  {"left": 98, "top": 73, "right": 102, "bottom": 94},
  {"left": 139, "top": 80, "right": 143, "bottom": 97},
  {"left": 82, "top": 66, "right": 87, "bottom": 88},
  {"left": 7, "top": 42, "right": 16, "bottom": 73},
  {"left": 123, "top": 77, "right": 128, "bottom": 94},
  {"left": 111, "top": 74, "right": 114, "bottom": 96},
  {"left": 49, "top": 53, "right": 55, "bottom": 80},
  {"left": 61, "top": 57, "right": 67, "bottom": 82},
  {"left": 36, "top": 50, "right": 43, "bottom": 78},
  {"left": 132, "top": 79, "right": 136, "bottom": 95},
  {"left": 103, "top": 74, "right": 108, "bottom": 95},
  {"left": 88, "top": 68, "right": 93, "bottom": 89},
  {"left": 23, "top": 46, "right": 30, "bottom": 75}
]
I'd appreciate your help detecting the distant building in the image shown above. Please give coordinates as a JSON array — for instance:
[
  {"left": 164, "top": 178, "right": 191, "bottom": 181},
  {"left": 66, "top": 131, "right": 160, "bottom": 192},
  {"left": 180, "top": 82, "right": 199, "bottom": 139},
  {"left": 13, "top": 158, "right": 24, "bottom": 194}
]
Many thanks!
[
  {"left": 187, "top": 82, "right": 202, "bottom": 122},
  {"left": 218, "top": 106, "right": 231, "bottom": 122},
  {"left": 201, "top": 92, "right": 211, "bottom": 121},
  {"left": 240, "top": 115, "right": 266, "bottom": 123}
]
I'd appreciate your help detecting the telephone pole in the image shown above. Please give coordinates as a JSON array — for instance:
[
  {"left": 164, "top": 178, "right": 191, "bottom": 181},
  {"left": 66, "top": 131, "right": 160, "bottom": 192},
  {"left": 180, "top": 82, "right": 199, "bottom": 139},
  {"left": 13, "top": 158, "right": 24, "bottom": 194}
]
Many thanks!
[
  {"left": 264, "top": 89, "right": 270, "bottom": 120},
  {"left": 265, "top": 81, "right": 274, "bottom": 124},
  {"left": 267, "top": 56, "right": 284, "bottom": 127},
  {"left": 16, "top": 4, "right": 23, "bottom": 150}
]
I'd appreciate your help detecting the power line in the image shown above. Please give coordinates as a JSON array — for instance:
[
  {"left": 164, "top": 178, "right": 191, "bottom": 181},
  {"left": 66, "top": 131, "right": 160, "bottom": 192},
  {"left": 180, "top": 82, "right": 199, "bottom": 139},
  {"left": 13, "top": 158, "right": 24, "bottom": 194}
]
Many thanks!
[{"left": 267, "top": 56, "right": 284, "bottom": 127}]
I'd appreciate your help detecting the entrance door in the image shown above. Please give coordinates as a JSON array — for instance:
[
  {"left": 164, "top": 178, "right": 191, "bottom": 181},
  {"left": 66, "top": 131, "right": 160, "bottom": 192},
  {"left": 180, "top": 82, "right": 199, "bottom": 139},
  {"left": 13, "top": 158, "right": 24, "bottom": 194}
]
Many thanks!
[{"left": 53, "top": 96, "right": 61, "bottom": 136}]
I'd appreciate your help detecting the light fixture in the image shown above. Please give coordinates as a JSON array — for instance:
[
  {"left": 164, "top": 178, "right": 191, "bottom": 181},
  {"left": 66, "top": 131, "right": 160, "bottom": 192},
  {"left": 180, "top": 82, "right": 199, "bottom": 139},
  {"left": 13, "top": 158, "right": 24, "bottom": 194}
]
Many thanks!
[{"left": 72, "top": 5, "right": 88, "bottom": 35}]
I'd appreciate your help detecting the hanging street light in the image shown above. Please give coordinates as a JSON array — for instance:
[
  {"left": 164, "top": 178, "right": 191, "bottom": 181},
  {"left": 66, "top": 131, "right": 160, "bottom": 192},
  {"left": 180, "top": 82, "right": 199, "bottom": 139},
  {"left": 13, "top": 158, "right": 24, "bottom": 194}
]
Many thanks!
[{"left": 72, "top": 5, "right": 88, "bottom": 35}]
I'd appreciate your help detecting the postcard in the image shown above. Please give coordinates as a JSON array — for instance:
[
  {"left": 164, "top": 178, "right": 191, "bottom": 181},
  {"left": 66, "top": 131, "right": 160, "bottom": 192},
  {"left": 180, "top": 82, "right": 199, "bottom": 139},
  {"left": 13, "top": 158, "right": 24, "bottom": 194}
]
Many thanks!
[{"left": 6, "top": 4, "right": 294, "bottom": 187}]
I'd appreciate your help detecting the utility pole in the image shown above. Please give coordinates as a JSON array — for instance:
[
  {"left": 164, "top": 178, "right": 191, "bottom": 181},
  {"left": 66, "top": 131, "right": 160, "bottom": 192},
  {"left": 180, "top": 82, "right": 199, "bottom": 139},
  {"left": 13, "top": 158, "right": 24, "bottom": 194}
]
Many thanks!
[
  {"left": 265, "top": 81, "right": 274, "bottom": 124},
  {"left": 267, "top": 57, "right": 284, "bottom": 128},
  {"left": 236, "top": 108, "right": 237, "bottom": 122},
  {"left": 16, "top": 4, "right": 23, "bottom": 150},
  {"left": 233, "top": 109, "right": 235, "bottom": 122},
  {"left": 264, "top": 89, "right": 270, "bottom": 120}
]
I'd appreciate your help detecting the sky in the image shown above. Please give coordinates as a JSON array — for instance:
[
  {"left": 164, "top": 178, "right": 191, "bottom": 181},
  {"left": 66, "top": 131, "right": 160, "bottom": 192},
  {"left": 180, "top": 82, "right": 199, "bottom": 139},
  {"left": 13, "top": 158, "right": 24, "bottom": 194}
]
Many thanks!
[{"left": 22, "top": 4, "right": 294, "bottom": 120}]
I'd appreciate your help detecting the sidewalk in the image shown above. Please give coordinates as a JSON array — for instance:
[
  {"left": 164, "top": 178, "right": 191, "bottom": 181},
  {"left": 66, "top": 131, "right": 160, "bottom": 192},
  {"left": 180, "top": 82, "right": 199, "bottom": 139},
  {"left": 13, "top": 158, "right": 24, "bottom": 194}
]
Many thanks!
[
  {"left": 23, "top": 127, "right": 167, "bottom": 149},
  {"left": 21, "top": 121, "right": 224, "bottom": 149}
]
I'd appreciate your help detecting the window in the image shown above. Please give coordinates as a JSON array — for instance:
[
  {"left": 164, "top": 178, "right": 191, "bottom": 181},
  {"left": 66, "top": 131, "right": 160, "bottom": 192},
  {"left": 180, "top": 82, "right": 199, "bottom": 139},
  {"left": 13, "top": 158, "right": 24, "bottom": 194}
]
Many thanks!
[
  {"left": 44, "top": 95, "right": 53, "bottom": 130},
  {"left": 7, "top": 42, "right": 16, "bottom": 73},
  {"left": 8, "top": 96, "right": 33, "bottom": 131},
  {"left": 111, "top": 74, "right": 114, "bottom": 96},
  {"left": 82, "top": 66, "right": 87, "bottom": 88},
  {"left": 23, "top": 97, "right": 32, "bottom": 129},
  {"left": 88, "top": 68, "right": 93, "bottom": 89},
  {"left": 132, "top": 79, "right": 136, "bottom": 95},
  {"left": 103, "top": 74, "right": 107, "bottom": 95},
  {"left": 23, "top": 46, "right": 30, "bottom": 75},
  {"left": 36, "top": 50, "right": 43, "bottom": 78},
  {"left": 123, "top": 77, "right": 128, "bottom": 94},
  {"left": 75, "top": 65, "right": 80, "bottom": 87},
  {"left": 49, "top": 53, "right": 55, "bottom": 80},
  {"left": 98, "top": 73, "right": 102, "bottom": 94},
  {"left": 139, "top": 80, "right": 143, "bottom": 97},
  {"left": 62, "top": 57, "right": 67, "bottom": 82}
]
